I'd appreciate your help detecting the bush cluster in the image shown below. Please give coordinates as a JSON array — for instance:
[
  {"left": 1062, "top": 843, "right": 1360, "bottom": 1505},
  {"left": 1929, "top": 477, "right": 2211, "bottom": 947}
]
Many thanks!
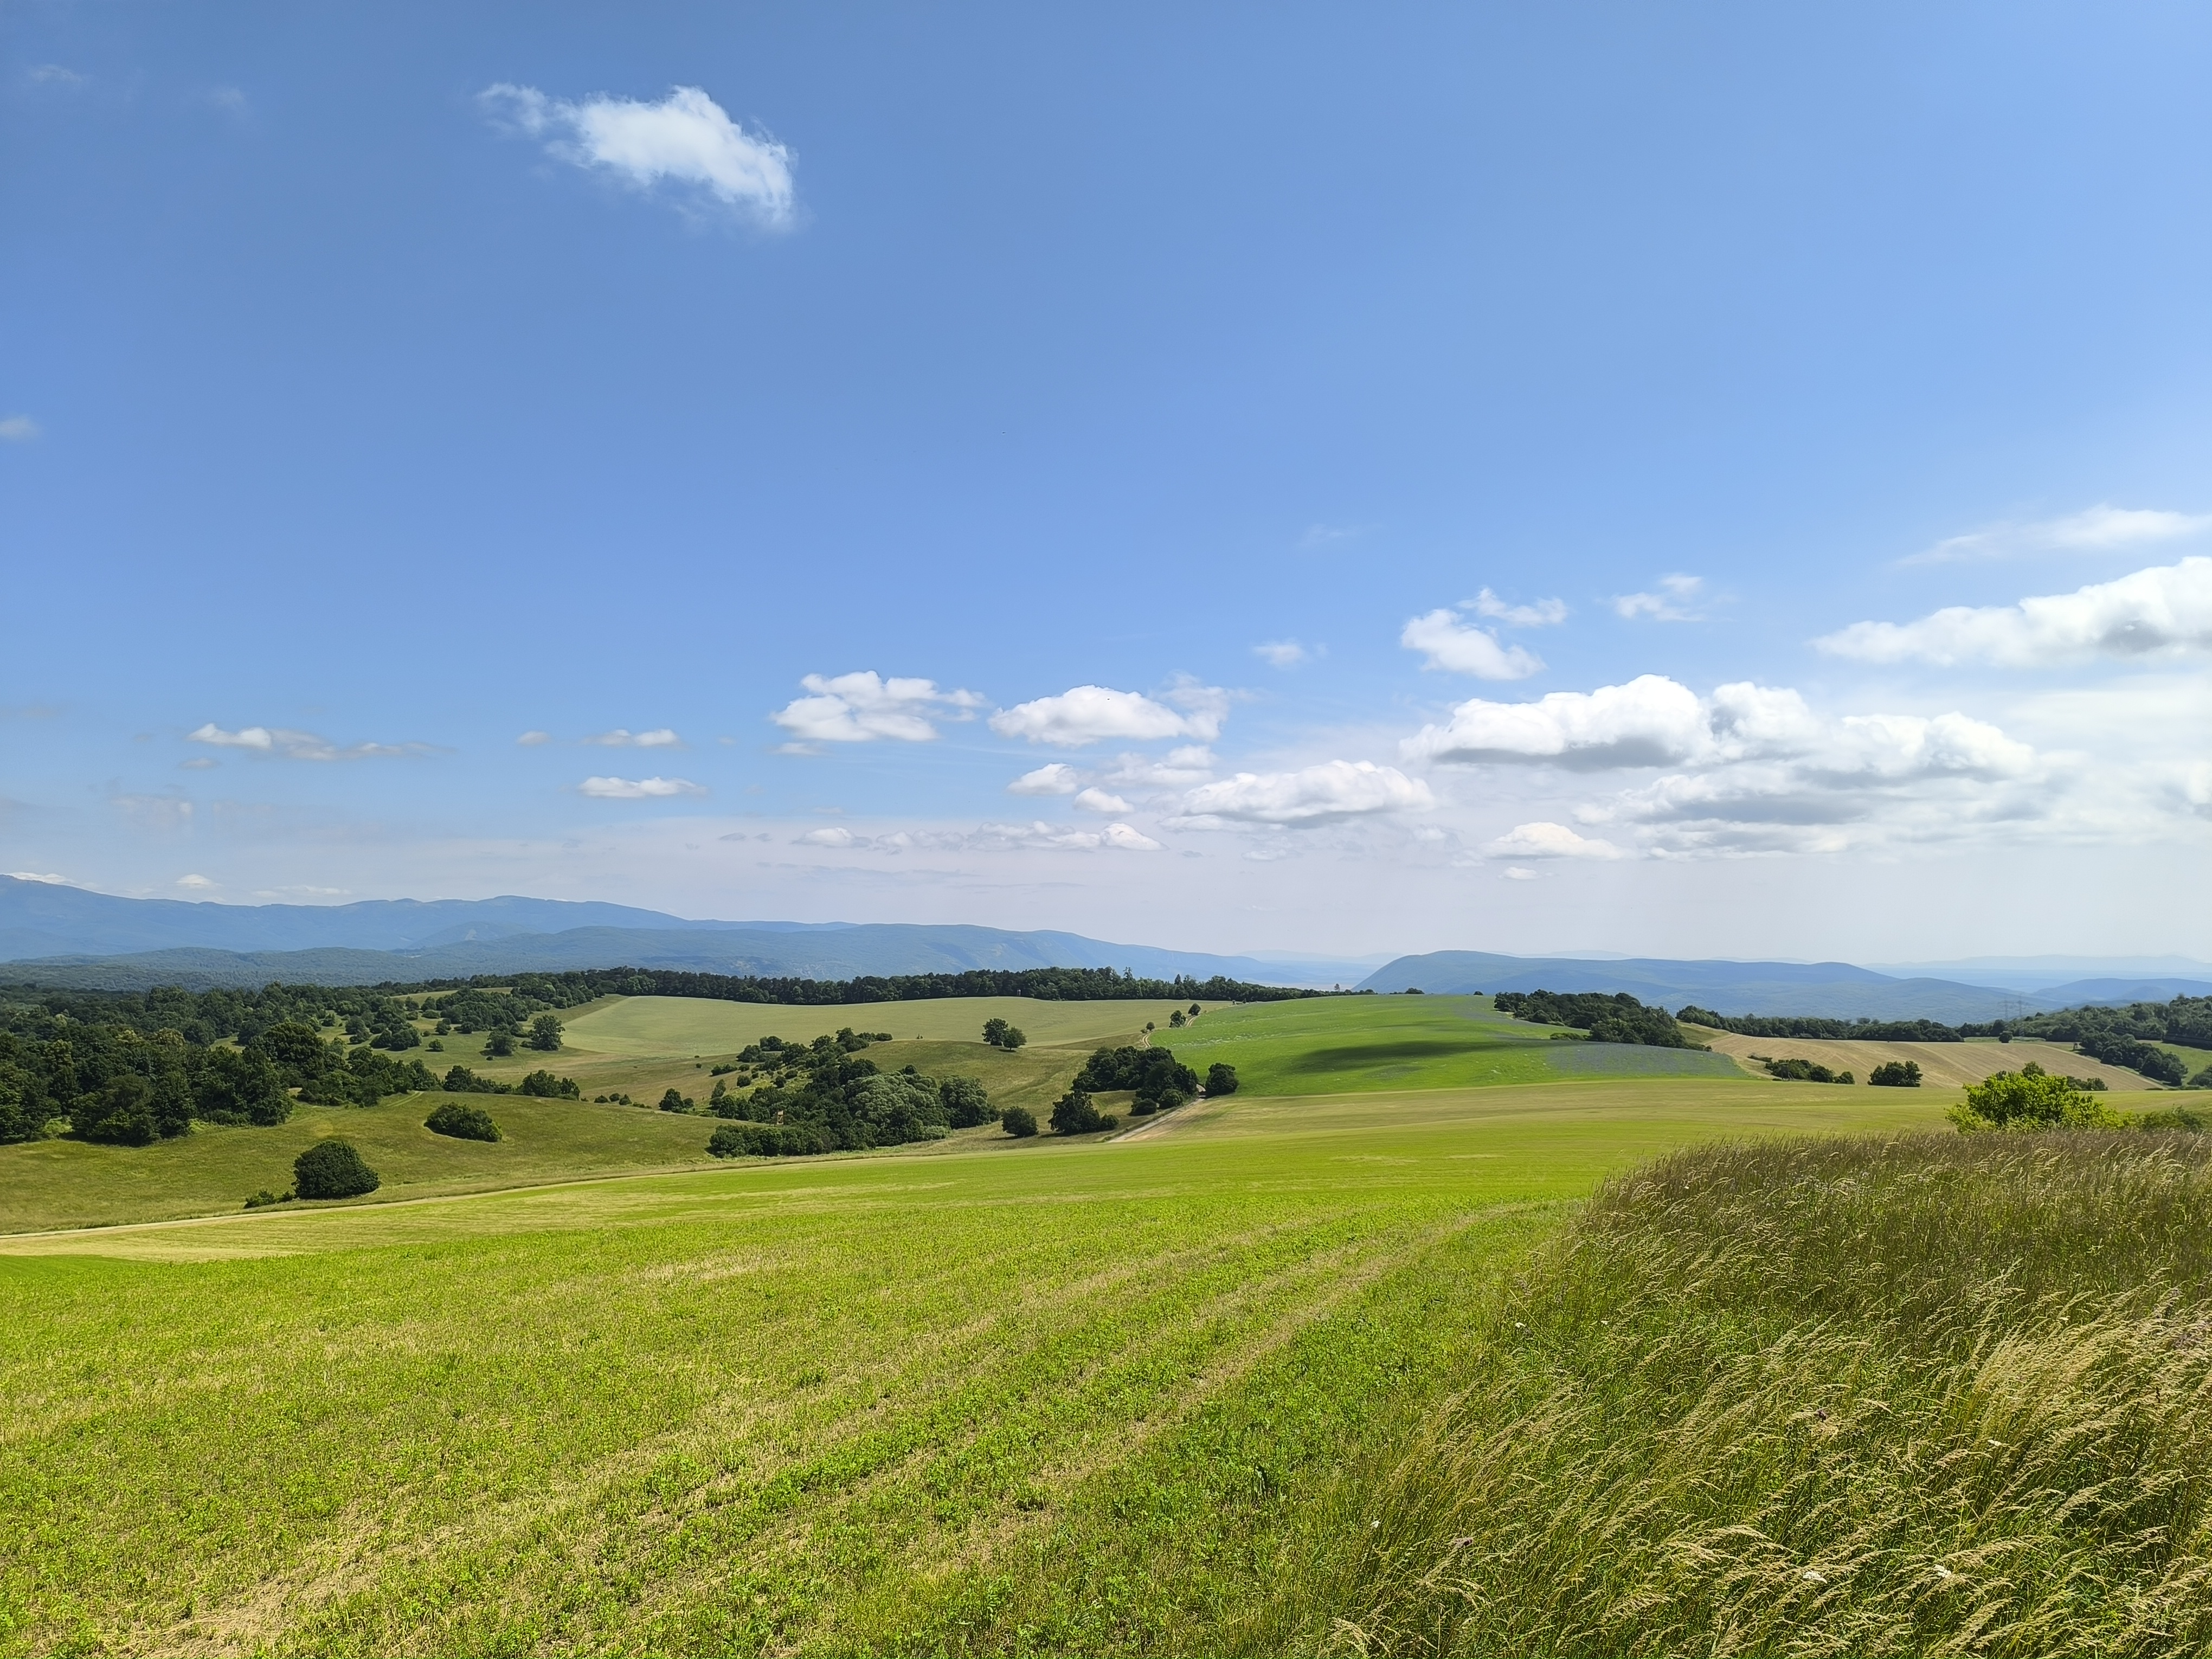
[
  {"left": 702, "top": 1033, "right": 994, "bottom": 1159},
  {"left": 1495, "top": 991, "right": 1696, "bottom": 1049},
  {"left": 424, "top": 1101, "right": 501, "bottom": 1142},
  {"left": 1073, "top": 1044, "right": 1199, "bottom": 1113},
  {"left": 292, "top": 1137, "right": 379, "bottom": 1199}
]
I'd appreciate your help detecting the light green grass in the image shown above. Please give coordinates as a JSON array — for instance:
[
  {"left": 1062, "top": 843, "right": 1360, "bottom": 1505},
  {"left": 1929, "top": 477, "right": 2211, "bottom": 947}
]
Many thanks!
[
  {"left": 0, "top": 1078, "right": 1951, "bottom": 1654},
  {"left": 558, "top": 994, "right": 1204, "bottom": 1060},
  {"left": 1162, "top": 994, "right": 1740, "bottom": 1095}
]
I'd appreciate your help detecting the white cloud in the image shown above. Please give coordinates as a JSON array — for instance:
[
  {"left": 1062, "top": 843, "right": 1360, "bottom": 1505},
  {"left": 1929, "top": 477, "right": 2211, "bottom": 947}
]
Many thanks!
[
  {"left": 1471, "top": 588, "right": 1568, "bottom": 627},
  {"left": 1400, "top": 610, "right": 1544, "bottom": 679},
  {"left": 1489, "top": 821, "right": 1629, "bottom": 860},
  {"left": 1611, "top": 574, "right": 1704, "bottom": 621},
  {"left": 175, "top": 873, "right": 217, "bottom": 890},
  {"left": 1103, "top": 746, "right": 1217, "bottom": 787},
  {"left": 0, "top": 416, "right": 40, "bottom": 442},
  {"left": 187, "top": 723, "right": 425, "bottom": 761},
  {"left": 1253, "top": 640, "right": 1309, "bottom": 668},
  {"left": 2182, "top": 762, "right": 2212, "bottom": 819},
  {"left": 1816, "top": 557, "right": 2212, "bottom": 667},
  {"left": 516, "top": 730, "right": 551, "bottom": 746},
  {"left": 1072, "top": 787, "right": 1132, "bottom": 814},
  {"left": 583, "top": 728, "right": 681, "bottom": 747},
  {"left": 771, "top": 672, "right": 983, "bottom": 747},
  {"left": 989, "top": 684, "right": 1225, "bottom": 747},
  {"left": 1008, "top": 762, "right": 1081, "bottom": 796},
  {"left": 974, "top": 819, "right": 1164, "bottom": 852},
  {"left": 1178, "top": 760, "right": 1435, "bottom": 826},
  {"left": 798, "top": 826, "right": 856, "bottom": 847},
  {"left": 26, "top": 65, "right": 86, "bottom": 87},
  {"left": 1502, "top": 866, "right": 1538, "bottom": 881},
  {"left": 5, "top": 872, "right": 72, "bottom": 885},
  {"left": 480, "top": 83, "right": 795, "bottom": 227},
  {"left": 577, "top": 775, "right": 705, "bottom": 799},
  {"left": 1904, "top": 504, "right": 2212, "bottom": 565},
  {"left": 1403, "top": 675, "right": 1713, "bottom": 769}
]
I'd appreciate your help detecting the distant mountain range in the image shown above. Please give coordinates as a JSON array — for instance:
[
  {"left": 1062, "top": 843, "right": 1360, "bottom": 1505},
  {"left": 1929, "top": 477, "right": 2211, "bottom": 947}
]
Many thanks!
[{"left": 3, "top": 876, "right": 2205, "bottom": 1017}]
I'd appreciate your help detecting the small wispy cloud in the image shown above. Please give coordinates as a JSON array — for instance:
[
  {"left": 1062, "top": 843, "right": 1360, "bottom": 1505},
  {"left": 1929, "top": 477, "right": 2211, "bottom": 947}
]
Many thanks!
[
  {"left": 0, "top": 416, "right": 41, "bottom": 442},
  {"left": 583, "top": 728, "right": 680, "bottom": 747},
  {"left": 577, "top": 775, "right": 705, "bottom": 799},
  {"left": 25, "top": 65, "right": 85, "bottom": 88},
  {"left": 1007, "top": 762, "right": 1081, "bottom": 796},
  {"left": 5, "top": 872, "right": 73, "bottom": 885},
  {"left": 516, "top": 730, "right": 550, "bottom": 746},
  {"left": 479, "top": 83, "right": 796, "bottom": 228},
  {"left": 1252, "top": 639, "right": 1310, "bottom": 668},
  {"left": 1903, "top": 504, "right": 2212, "bottom": 566},
  {"left": 176, "top": 873, "right": 217, "bottom": 891},
  {"left": 187, "top": 723, "right": 429, "bottom": 761},
  {"left": 1470, "top": 588, "right": 1568, "bottom": 627},
  {"left": 1611, "top": 574, "right": 1704, "bottom": 622},
  {"left": 1487, "top": 821, "right": 1629, "bottom": 860}
]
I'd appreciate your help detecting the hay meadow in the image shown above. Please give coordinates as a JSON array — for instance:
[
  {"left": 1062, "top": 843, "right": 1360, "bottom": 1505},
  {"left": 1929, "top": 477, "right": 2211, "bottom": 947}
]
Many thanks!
[{"left": 1, "top": 990, "right": 2198, "bottom": 1654}]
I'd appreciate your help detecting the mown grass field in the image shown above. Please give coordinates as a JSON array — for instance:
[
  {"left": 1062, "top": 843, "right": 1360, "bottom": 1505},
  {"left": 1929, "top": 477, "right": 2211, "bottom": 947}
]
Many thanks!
[
  {"left": 1689, "top": 1028, "right": 2150, "bottom": 1089},
  {"left": 0, "top": 989, "right": 2191, "bottom": 1654}
]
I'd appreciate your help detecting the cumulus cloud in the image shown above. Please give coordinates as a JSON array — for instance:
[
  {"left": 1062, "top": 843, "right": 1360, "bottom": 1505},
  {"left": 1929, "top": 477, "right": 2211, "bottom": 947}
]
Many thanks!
[
  {"left": 1816, "top": 558, "right": 2212, "bottom": 666},
  {"left": 1177, "top": 760, "right": 1434, "bottom": 827},
  {"left": 577, "top": 775, "right": 705, "bottom": 799},
  {"left": 990, "top": 683, "right": 1226, "bottom": 747},
  {"left": 1400, "top": 609, "right": 1544, "bottom": 679},
  {"left": 1471, "top": 588, "right": 1568, "bottom": 627},
  {"left": 1007, "top": 762, "right": 1081, "bottom": 796},
  {"left": 1253, "top": 640, "right": 1309, "bottom": 668},
  {"left": 479, "top": 83, "right": 795, "bottom": 227},
  {"left": 187, "top": 723, "right": 427, "bottom": 761},
  {"left": 975, "top": 819, "right": 1163, "bottom": 852},
  {"left": 1489, "top": 821, "right": 1629, "bottom": 860},
  {"left": 0, "top": 416, "right": 40, "bottom": 442},
  {"left": 583, "top": 727, "right": 681, "bottom": 747},
  {"left": 798, "top": 826, "right": 856, "bottom": 847},
  {"left": 1072, "top": 787, "right": 1132, "bottom": 814},
  {"left": 1403, "top": 675, "right": 1714, "bottom": 769},
  {"left": 771, "top": 672, "right": 983, "bottom": 748},
  {"left": 1612, "top": 574, "right": 1705, "bottom": 621},
  {"left": 1905, "top": 504, "right": 2212, "bottom": 566}
]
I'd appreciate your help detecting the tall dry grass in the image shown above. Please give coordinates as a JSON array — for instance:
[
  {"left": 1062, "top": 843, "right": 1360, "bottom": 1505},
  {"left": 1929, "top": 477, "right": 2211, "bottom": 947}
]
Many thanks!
[{"left": 1261, "top": 1133, "right": 2212, "bottom": 1656}]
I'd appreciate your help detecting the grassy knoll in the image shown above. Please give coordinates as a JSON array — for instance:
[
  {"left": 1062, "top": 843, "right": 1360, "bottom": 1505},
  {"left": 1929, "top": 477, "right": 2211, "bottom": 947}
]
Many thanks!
[
  {"left": 1165, "top": 993, "right": 1740, "bottom": 1096},
  {"left": 0, "top": 1077, "right": 1948, "bottom": 1655},
  {"left": 1275, "top": 1129, "right": 2212, "bottom": 1656}
]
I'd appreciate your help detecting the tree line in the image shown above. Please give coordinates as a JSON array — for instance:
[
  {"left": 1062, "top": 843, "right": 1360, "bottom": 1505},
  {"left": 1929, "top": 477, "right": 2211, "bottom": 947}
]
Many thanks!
[{"left": 1492, "top": 991, "right": 1700, "bottom": 1049}]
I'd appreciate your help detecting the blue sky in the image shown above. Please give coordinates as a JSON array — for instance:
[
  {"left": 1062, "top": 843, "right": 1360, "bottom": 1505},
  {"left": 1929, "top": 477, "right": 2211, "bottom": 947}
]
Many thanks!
[{"left": 4, "top": 2, "right": 2210, "bottom": 960}]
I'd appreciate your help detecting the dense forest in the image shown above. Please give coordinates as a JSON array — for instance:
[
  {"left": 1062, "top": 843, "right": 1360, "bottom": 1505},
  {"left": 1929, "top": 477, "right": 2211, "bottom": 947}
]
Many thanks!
[
  {"left": 394, "top": 964, "right": 1325, "bottom": 1008},
  {"left": 1676, "top": 1008, "right": 1964, "bottom": 1043},
  {"left": 703, "top": 1028, "right": 993, "bottom": 1157},
  {"left": 1493, "top": 991, "right": 1698, "bottom": 1049}
]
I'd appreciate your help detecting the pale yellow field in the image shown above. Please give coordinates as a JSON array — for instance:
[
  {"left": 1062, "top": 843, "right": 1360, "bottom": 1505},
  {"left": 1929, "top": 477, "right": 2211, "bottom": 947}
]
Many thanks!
[
  {"left": 557, "top": 994, "right": 1211, "bottom": 1058},
  {"left": 1689, "top": 1029, "right": 2149, "bottom": 1089}
]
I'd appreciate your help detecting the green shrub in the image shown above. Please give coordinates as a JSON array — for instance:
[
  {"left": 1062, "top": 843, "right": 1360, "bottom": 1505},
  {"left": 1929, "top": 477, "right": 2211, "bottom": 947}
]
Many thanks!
[
  {"left": 1205, "top": 1062, "right": 1239, "bottom": 1096},
  {"left": 292, "top": 1138, "right": 380, "bottom": 1200},
  {"left": 1951, "top": 1065, "right": 2120, "bottom": 1132},
  {"left": 2139, "top": 1106, "right": 2210, "bottom": 1132},
  {"left": 659, "top": 1087, "right": 693, "bottom": 1114},
  {"left": 424, "top": 1102, "right": 501, "bottom": 1142},
  {"left": 939, "top": 1075, "right": 995, "bottom": 1127},
  {"left": 1050, "top": 1091, "right": 1108, "bottom": 1135},
  {"left": 1868, "top": 1059, "right": 1921, "bottom": 1087},
  {"left": 1001, "top": 1105, "right": 1038, "bottom": 1138},
  {"left": 515, "top": 1071, "right": 578, "bottom": 1099}
]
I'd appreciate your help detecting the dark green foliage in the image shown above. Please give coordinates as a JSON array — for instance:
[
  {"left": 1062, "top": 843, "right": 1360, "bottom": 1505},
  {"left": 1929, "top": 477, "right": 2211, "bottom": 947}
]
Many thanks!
[
  {"left": 1001, "top": 1104, "right": 1037, "bottom": 1137},
  {"left": 1074, "top": 1044, "right": 1199, "bottom": 1103},
  {"left": 0, "top": 1060, "right": 42, "bottom": 1143},
  {"left": 526, "top": 1013, "right": 564, "bottom": 1052},
  {"left": 1205, "top": 1062, "right": 1239, "bottom": 1097},
  {"left": 424, "top": 1101, "right": 501, "bottom": 1142},
  {"left": 1765, "top": 1057, "right": 1852, "bottom": 1084},
  {"left": 1049, "top": 1090, "right": 1110, "bottom": 1135},
  {"left": 1168, "top": 1009, "right": 1186, "bottom": 1028},
  {"left": 194, "top": 1045, "right": 294, "bottom": 1123},
  {"left": 483, "top": 1030, "right": 516, "bottom": 1058},
  {"left": 292, "top": 1137, "right": 379, "bottom": 1199},
  {"left": 939, "top": 1075, "right": 995, "bottom": 1128},
  {"left": 1678, "top": 1006, "right": 1964, "bottom": 1043},
  {"left": 659, "top": 1087, "right": 692, "bottom": 1113},
  {"left": 1496, "top": 991, "right": 1693, "bottom": 1048},
  {"left": 2074, "top": 1030, "right": 2188, "bottom": 1085},
  {"left": 252, "top": 1020, "right": 330, "bottom": 1084},
  {"left": 441, "top": 1065, "right": 507, "bottom": 1095},
  {"left": 2140, "top": 1106, "right": 2210, "bottom": 1132},
  {"left": 297, "top": 1047, "right": 437, "bottom": 1108},
  {"left": 981, "top": 1018, "right": 1027, "bottom": 1050},
  {"left": 1868, "top": 1059, "right": 1922, "bottom": 1087},
  {"left": 515, "top": 1071, "right": 579, "bottom": 1099},
  {"left": 707, "top": 1120, "right": 835, "bottom": 1158}
]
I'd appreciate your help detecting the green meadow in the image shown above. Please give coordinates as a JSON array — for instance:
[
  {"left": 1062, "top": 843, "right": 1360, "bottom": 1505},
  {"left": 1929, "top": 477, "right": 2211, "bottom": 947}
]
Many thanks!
[{"left": 0, "top": 989, "right": 2190, "bottom": 1654}]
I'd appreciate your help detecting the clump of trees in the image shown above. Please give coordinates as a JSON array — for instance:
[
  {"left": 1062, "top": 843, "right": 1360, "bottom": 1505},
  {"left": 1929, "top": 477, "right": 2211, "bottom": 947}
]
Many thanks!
[
  {"left": 1073, "top": 1044, "right": 1199, "bottom": 1114},
  {"left": 1496, "top": 991, "right": 1697, "bottom": 1049},
  {"left": 1680, "top": 1008, "right": 1964, "bottom": 1043},
  {"left": 1765, "top": 1058, "right": 1855, "bottom": 1084},
  {"left": 981, "top": 1018, "right": 1027, "bottom": 1051},
  {"left": 425, "top": 1101, "right": 501, "bottom": 1142},
  {"left": 1049, "top": 1090, "right": 1115, "bottom": 1135},
  {"left": 1868, "top": 1060, "right": 1922, "bottom": 1088},
  {"left": 293, "top": 1138, "right": 380, "bottom": 1198},
  {"left": 702, "top": 1032, "right": 994, "bottom": 1159},
  {"left": 1205, "top": 1063, "right": 1238, "bottom": 1096},
  {"left": 1951, "top": 1063, "right": 2120, "bottom": 1132}
]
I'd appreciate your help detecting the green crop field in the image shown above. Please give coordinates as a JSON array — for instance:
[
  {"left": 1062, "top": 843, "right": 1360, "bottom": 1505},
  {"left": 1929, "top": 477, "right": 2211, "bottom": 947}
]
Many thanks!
[{"left": 0, "top": 988, "right": 2190, "bottom": 1654}]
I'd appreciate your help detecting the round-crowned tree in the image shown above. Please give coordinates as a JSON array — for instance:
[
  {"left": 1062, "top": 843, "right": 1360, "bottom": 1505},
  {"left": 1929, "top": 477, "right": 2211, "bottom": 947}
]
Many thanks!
[
  {"left": 294, "top": 1137, "right": 380, "bottom": 1199},
  {"left": 1001, "top": 1104, "right": 1038, "bottom": 1138},
  {"left": 424, "top": 1101, "right": 501, "bottom": 1141}
]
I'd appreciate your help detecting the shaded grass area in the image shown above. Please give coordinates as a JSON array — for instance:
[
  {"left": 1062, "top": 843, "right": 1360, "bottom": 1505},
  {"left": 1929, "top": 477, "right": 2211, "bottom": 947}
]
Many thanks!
[
  {"left": 1161, "top": 995, "right": 1731, "bottom": 1096},
  {"left": 1277, "top": 1130, "right": 2212, "bottom": 1657}
]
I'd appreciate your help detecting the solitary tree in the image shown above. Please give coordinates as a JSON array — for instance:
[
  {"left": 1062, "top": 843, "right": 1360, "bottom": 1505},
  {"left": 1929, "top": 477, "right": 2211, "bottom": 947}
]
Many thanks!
[
  {"left": 526, "top": 1014, "right": 564, "bottom": 1052},
  {"left": 293, "top": 1138, "right": 380, "bottom": 1199},
  {"left": 1001, "top": 1104, "right": 1038, "bottom": 1138}
]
